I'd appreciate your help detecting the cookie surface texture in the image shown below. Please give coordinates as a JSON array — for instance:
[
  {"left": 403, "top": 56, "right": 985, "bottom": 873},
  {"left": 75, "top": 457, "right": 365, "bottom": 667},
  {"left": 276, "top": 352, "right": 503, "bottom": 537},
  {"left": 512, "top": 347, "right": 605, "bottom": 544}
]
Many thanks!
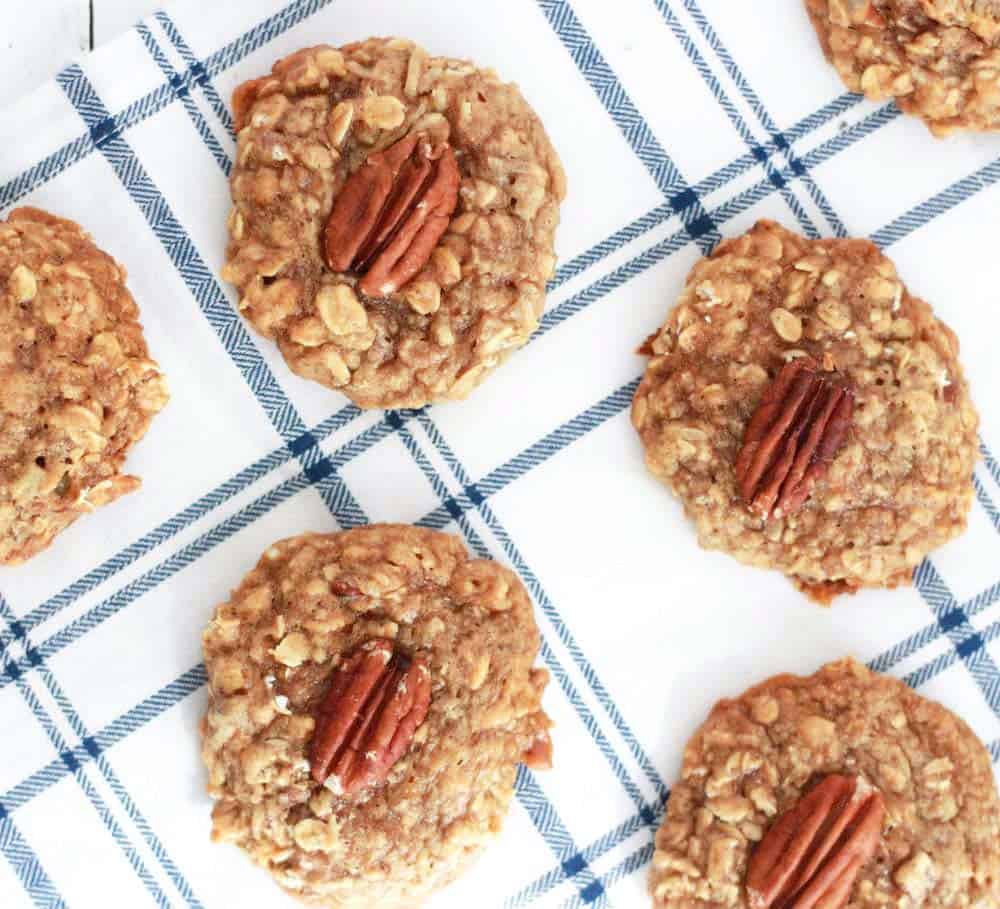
[
  {"left": 201, "top": 524, "right": 552, "bottom": 906},
  {"left": 223, "top": 38, "right": 566, "bottom": 408},
  {"left": 631, "top": 220, "right": 977, "bottom": 602},
  {"left": 805, "top": 0, "right": 1000, "bottom": 135},
  {"left": 650, "top": 657, "right": 1000, "bottom": 908},
  {"left": 0, "top": 206, "right": 168, "bottom": 564}
]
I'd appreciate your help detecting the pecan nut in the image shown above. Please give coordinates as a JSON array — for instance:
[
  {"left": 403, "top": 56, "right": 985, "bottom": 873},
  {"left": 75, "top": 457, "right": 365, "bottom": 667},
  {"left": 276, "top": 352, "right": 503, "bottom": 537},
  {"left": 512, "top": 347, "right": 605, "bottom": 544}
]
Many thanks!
[
  {"left": 309, "top": 638, "right": 431, "bottom": 794},
  {"left": 746, "top": 774, "right": 885, "bottom": 909},
  {"left": 324, "top": 133, "right": 460, "bottom": 298},
  {"left": 735, "top": 358, "right": 854, "bottom": 519}
]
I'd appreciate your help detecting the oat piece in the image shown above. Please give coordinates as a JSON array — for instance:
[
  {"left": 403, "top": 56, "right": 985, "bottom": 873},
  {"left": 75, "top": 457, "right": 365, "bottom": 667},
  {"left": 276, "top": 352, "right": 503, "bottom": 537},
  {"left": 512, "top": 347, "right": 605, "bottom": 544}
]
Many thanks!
[
  {"left": 0, "top": 207, "right": 168, "bottom": 564},
  {"left": 631, "top": 220, "right": 978, "bottom": 603},
  {"left": 222, "top": 38, "right": 566, "bottom": 409},
  {"left": 201, "top": 525, "right": 552, "bottom": 906},
  {"left": 650, "top": 657, "right": 1000, "bottom": 907},
  {"left": 805, "top": 0, "right": 1000, "bottom": 136}
]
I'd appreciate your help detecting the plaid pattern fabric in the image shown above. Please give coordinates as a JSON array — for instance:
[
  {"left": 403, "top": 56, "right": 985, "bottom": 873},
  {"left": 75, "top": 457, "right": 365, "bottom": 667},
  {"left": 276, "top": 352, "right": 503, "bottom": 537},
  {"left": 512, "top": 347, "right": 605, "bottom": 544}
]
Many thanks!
[{"left": 1, "top": 0, "right": 999, "bottom": 906}]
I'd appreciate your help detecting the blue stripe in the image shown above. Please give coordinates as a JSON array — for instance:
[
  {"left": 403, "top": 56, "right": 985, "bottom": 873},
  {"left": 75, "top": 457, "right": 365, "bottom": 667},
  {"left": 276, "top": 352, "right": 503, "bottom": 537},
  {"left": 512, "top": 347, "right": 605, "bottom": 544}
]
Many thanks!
[
  {"left": 975, "top": 473, "right": 1000, "bottom": 535},
  {"left": 649, "top": 0, "right": 823, "bottom": 239},
  {"left": 34, "top": 660, "right": 202, "bottom": 907},
  {"left": 420, "top": 380, "right": 638, "bottom": 530},
  {"left": 0, "top": 616, "right": 173, "bottom": 907},
  {"left": 199, "top": 0, "right": 333, "bottom": 78},
  {"left": 537, "top": 109, "right": 901, "bottom": 352},
  {"left": 907, "top": 561, "right": 1000, "bottom": 710},
  {"left": 548, "top": 91, "right": 867, "bottom": 293},
  {"left": 0, "top": 132, "right": 97, "bottom": 212},
  {"left": 0, "top": 405, "right": 361, "bottom": 656},
  {"left": 56, "top": 65, "right": 303, "bottom": 439},
  {"left": 393, "top": 424, "right": 599, "bottom": 899},
  {"left": 537, "top": 0, "right": 720, "bottom": 252},
  {"left": 154, "top": 11, "right": 235, "bottom": 135},
  {"left": 0, "top": 812, "right": 65, "bottom": 909},
  {"left": 672, "top": 0, "right": 848, "bottom": 236},
  {"left": 980, "top": 441, "right": 1000, "bottom": 490},
  {"left": 0, "top": 417, "right": 398, "bottom": 694},
  {"left": 136, "top": 23, "right": 231, "bottom": 175},
  {"left": 516, "top": 769, "right": 606, "bottom": 907},
  {"left": 56, "top": 63, "right": 370, "bottom": 533},
  {"left": 0, "top": 0, "right": 330, "bottom": 214},
  {"left": 870, "top": 153, "right": 1000, "bottom": 249},
  {"left": 505, "top": 802, "right": 661, "bottom": 908},
  {"left": 0, "top": 666, "right": 208, "bottom": 816},
  {"left": 567, "top": 840, "right": 654, "bottom": 909},
  {"left": 413, "top": 414, "right": 666, "bottom": 799}
]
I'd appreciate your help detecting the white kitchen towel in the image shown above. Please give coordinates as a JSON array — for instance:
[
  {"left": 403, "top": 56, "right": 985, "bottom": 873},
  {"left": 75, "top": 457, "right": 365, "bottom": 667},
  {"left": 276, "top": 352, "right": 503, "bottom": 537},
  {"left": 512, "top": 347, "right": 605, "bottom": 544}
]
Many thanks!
[{"left": 1, "top": 1, "right": 999, "bottom": 906}]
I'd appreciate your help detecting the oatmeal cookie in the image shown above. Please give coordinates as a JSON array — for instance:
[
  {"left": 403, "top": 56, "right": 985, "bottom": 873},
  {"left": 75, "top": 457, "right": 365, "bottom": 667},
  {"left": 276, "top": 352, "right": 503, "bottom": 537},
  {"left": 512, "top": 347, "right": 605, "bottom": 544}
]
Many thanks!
[
  {"left": 201, "top": 524, "right": 552, "bottom": 906},
  {"left": 650, "top": 658, "right": 1000, "bottom": 908},
  {"left": 632, "top": 220, "right": 978, "bottom": 603},
  {"left": 222, "top": 38, "right": 565, "bottom": 409},
  {"left": 805, "top": 0, "right": 1000, "bottom": 135},
  {"left": 0, "top": 207, "right": 168, "bottom": 564}
]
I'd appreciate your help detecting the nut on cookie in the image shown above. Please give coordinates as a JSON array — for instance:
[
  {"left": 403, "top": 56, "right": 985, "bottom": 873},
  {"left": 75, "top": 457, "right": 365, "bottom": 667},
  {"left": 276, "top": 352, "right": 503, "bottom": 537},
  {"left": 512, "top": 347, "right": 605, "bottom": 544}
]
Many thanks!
[
  {"left": 650, "top": 658, "right": 1000, "bottom": 907},
  {"left": 222, "top": 38, "right": 566, "bottom": 409},
  {"left": 804, "top": 0, "right": 1000, "bottom": 136},
  {"left": 632, "top": 220, "right": 978, "bottom": 603},
  {"left": 0, "top": 207, "right": 168, "bottom": 564},
  {"left": 200, "top": 525, "right": 552, "bottom": 906}
]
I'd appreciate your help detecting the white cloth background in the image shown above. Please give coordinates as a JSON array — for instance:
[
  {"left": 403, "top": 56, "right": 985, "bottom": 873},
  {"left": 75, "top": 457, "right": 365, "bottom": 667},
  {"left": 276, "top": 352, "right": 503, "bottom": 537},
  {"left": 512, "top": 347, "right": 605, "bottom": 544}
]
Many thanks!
[{"left": 0, "top": 1, "right": 999, "bottom": 907}]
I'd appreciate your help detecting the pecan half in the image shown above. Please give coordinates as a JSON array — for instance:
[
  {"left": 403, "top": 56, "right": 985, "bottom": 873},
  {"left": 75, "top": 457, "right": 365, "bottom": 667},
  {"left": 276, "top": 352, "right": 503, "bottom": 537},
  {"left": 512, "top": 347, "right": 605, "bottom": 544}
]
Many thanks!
[
  {"left": 735, "top": 358, "right": 854, "bottom": 519},
  {"left": 747, "top": 775, "right": 885, "bottom": 909},
  {"left": 309, "top": 638, "right": 431, "bottom": 794},
  {"left": 324, "top": 133, "right": 460, "bottom": 298}
]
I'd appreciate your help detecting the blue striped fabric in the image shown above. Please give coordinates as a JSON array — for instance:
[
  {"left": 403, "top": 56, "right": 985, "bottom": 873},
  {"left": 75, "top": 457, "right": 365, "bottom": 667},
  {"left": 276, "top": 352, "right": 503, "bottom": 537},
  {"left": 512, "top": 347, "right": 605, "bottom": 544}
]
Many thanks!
[{"left": 0, "top": 0, "right": 998, "bottom": 906}]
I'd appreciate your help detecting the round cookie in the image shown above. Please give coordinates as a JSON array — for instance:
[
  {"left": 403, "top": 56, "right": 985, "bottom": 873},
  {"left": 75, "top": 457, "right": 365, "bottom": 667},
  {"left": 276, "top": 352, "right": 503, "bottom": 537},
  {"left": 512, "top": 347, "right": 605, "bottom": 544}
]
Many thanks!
[
  {"left": 650, "top": 658, "right": 1000, "bottom": 908},
  {"left": 222, "top": 38, "right": 566, "bottom": 409},
  {"left": 631, "top": 220, "right": 978, "bottom": 603},
  {"left": 805, "top": 0, "right": 1000, "bottom": 136},
  {"left": 0, "top": 207, "right": 168, "bottom": 564},
  {"left": 201, "top": 524, "right": 552, "bottom": 906}
]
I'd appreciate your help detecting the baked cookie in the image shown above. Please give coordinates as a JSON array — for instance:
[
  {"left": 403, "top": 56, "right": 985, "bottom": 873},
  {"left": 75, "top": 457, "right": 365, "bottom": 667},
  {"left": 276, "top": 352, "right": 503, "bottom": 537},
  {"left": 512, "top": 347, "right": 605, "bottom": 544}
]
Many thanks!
[
  {"left": 222, "top": 38, "right": 565, "bottom": 409},
  {"left": 650, "top": 658, "right": 1000, "bottom": 908},
  {"left": 632, "top": 220, "right": 978, "bottom": 603},
  {"left": 0, "top": 207, "right": 168, "bottom": 564},
  {"left": 201, "top": 524, "right": 552, "bottom": 906},
  {"left": 805, "top": 0, "right": 1000, "bottom": 135}
]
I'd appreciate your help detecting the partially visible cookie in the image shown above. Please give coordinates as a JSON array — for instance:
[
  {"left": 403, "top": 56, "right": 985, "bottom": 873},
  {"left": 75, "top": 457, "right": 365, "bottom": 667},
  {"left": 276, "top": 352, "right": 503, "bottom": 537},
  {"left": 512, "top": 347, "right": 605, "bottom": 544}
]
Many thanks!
[
  {"left": 222, "top": 38, "right": 566, "bottom": 409},
  {"left": 201, "top": 524, "right": 552, "bottom": 906},
  {"left": 0, "top": 207, "right": 168, "bottom": 564},
  {"left": 632, "top": 220, "right": 978, "bottom": 603},
  {"left": 650, "top": 658, "right": 1000, "bottom": 907},
  {"left": 805, "top": 0, "right": 1000, "bottom": 135}
]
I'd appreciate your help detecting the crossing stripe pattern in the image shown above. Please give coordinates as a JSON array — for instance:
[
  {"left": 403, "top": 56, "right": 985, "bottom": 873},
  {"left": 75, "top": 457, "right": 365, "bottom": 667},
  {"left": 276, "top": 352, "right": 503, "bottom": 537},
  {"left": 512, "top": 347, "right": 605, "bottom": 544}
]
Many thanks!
[{"left": 0, "top": 0, "right": 998, "bottom": 906}]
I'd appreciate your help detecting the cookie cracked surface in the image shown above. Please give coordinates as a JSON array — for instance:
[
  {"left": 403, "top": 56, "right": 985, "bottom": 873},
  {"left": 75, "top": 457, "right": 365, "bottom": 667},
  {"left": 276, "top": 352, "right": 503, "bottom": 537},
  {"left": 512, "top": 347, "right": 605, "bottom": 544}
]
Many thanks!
[
  {"left": 805, "top": 0, "right": 1000, "bottom": 135},
  {"left": 631, "top": 220, "right": 978, "bottom": 602},
  {"left": 650, "top": 658, "right": 1000, "bottom": 907},
  {"left": 0, "top": 207, "right": 168, "bottom": 564},
  {"left": 222, "top": 38, "right": 565, "bottom": 409},
  {"left": 201, "top": 524, "right": 552, "bottom": 907}
]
